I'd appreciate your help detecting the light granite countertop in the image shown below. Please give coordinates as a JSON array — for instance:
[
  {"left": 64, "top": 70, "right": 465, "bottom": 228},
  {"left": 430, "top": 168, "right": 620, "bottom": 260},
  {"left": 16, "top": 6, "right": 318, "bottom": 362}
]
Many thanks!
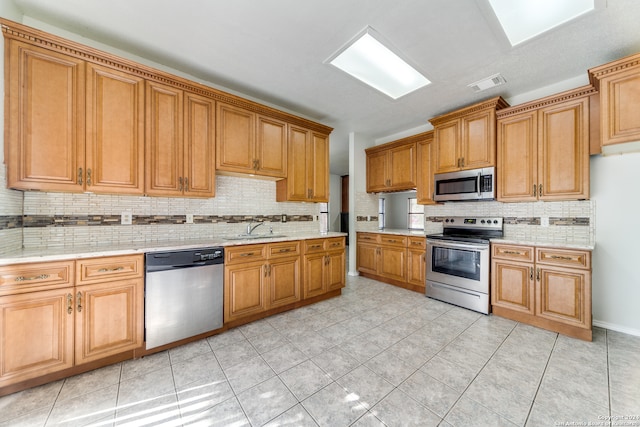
[
  {"left": 0, "top": 232, "right": 348, "bottom": 266},
  {"left": 359, "top": 229, "right": 427, "bottom": 237}
]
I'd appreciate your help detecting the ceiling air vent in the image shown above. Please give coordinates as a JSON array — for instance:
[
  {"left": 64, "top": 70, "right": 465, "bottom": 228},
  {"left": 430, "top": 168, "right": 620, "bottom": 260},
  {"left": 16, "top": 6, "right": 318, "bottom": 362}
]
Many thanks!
[{"left": 467, "top": 73, "right": 506, "bottom": 92}]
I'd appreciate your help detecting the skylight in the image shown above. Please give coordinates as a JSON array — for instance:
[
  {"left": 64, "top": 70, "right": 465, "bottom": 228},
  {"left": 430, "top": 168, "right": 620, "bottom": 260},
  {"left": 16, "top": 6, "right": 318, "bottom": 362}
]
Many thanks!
[
  {"left": 488, "top": 0, "right": 595, "bottom": 46},
  {"left": 328, "top": 28, "right": 431, "bottom": 100}
]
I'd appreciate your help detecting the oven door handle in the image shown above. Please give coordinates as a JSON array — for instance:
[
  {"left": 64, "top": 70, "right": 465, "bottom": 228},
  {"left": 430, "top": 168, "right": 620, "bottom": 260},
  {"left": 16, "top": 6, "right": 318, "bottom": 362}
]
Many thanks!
[{"left": 427, "top": 240, "right": 489, "bottom": 251}]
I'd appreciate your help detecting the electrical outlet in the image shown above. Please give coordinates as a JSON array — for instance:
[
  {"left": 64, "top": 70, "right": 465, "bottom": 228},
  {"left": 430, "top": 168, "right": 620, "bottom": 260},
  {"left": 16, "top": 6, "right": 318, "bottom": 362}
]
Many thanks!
[
  {"left": 121, "top": 212, "right": 132, "bottom": 225},
  {"left": 541, "top": 216, "right": 549, "bottom": 227},
  {"left": 186, "top": 214, "right": 194, "bottom": 224}
]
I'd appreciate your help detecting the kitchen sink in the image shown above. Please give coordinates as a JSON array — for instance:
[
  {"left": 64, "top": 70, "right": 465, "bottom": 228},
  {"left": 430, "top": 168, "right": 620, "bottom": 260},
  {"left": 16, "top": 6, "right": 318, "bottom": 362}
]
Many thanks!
[{"left": 224, "top": 234, "right": 287, "bottom": 240}]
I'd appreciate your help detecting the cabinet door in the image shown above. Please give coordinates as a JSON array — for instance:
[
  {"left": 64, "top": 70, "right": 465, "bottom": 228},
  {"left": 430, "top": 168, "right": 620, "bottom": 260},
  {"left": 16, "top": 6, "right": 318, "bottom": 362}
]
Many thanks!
[
  {"left": 0, "top": 288, "right": 74, "bottom": 387},
  {"left": 86, "top": 63, "right": 144, "bottom": 195},
  {"left": 491, "top": 260, "right": 535, "bottom": 315},
  {"left": 379, "top": 246, "right": 407, "bottom": 282},
  {"left": 326, "top": 251, "right": 346, "bottom": 291},
  {"left": 268, "top": 257, "right": 300, "bottom": 308},
  {"left": 536, "top": 267, "right": 591, "bottom": 328},
  {"left": 256, "top": 116, "right": 287, "bottom": 178},
  {"left": 75, "top": 279, "right": 143, "bottom": 364},
  {"left": 216, "top": 102, "right": 255, "bottom": 173},
  {"left": 416, "top": 139, "right": 435, "bottom": 204},
  {"left": 538, "top": 98, "right": 589, "bottom": 200},
  {"left": 388, "top": 143, "right": 416, "bottom": 189},
  {"left": 145, "top": 81, "right": 184, "bottom": 196},
  {"left": 433, "top": 119, "right": 460, "bottom": 173},
  {"left": 356, "top": 243, "right": 378, "bottom": 275},
  {"left": 366, "top": 150, "right": 388, "bottom": 192},
  {"left": 6, "top": 41, "right": 85, "bottom": 192},
  {"left": 184, "top": 92, "right": 215, "bottom": 197},
  {"left": 462, "top": 109, "right": 495, "bottom": 169},
  {"left": 599, "top": 67, "right": 640, "bottom": 146},
  {"left": 277, "top": 126, "right": 309, "bottom": 201},
  {"left": 309, "top": 133, "right": 330, "bottom": 202},
  {"left": 497, "top": 111, "right": 538, "bottom": 202},
  {"left": 224, "top": 262, "right": 266, "bottom": 322},
  {"left": 407, "top": 248, "right": 426, "bottom": 287},
  {"left": 303, "top": 253, "right": 326, "bottom": 299}
]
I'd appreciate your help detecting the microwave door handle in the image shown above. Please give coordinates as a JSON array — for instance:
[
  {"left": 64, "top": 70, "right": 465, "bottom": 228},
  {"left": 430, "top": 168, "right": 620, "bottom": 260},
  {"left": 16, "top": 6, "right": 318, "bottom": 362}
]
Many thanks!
[{"left": 477, "top": 172, "right": 482, "bottom": 197}]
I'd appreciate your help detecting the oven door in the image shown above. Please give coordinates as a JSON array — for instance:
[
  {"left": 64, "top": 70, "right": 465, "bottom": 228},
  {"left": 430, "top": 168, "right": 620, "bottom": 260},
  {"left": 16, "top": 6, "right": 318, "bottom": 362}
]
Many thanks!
[{"left": 426, "top": 239, "right": 489, "bottom": 294}]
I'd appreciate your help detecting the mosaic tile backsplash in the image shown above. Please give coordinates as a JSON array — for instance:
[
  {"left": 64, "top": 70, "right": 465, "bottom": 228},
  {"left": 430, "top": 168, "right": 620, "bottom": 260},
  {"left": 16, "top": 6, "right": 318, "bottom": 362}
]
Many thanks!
[{"left": 1, "top": 175, "right": 321, "bottom": 251}]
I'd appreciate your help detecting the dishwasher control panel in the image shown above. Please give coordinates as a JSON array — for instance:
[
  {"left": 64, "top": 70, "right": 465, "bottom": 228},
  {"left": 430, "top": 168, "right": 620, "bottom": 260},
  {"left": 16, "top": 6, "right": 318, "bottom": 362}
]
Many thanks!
[
  {"left": 146, "top": 247, "right": 225, "bottom": 272},
  {"left": 196, "top": 249, "right": 223, "bottom": 261}
]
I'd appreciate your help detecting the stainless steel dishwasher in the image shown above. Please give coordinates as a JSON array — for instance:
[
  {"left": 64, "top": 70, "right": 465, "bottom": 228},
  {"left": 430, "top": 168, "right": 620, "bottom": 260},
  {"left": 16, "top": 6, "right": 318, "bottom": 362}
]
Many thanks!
[{"left": 145, "top": 247, "right": 224, "bottom": 350}]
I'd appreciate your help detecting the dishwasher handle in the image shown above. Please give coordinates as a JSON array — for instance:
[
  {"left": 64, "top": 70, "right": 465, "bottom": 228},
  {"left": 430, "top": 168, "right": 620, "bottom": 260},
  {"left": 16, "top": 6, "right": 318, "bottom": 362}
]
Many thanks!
[{"left": 146, "top": 262, "right": 210, "bottom": 273}]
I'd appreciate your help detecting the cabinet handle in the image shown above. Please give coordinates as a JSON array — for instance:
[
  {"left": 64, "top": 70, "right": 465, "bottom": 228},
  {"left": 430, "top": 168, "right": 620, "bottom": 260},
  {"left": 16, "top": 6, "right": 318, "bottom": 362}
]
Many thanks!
[
  {"left": 533, "top": 184, "right": 537, "bottom": 197},
  {"left": 67, "top": 293, "right": 73, "bottom": 315},
  {"left": 78, "top": 167, "right": 83, "bottom": 186},
  {"left": 530, "top": 267, "right": 534, "bottom": 281},
  {"left": 387, "top": 239, "right": 397, "bottom": 243},
  {"left": 539, "top": 184, "right": 543, "bottom": 196},
  {"left": 325, "top": 255, "right": 330, "bottom": 265},
  {"left": 279, "top": 248, "right": 291, "bottom": 253},
  {"left": 503, "top": 250, "right": 522, "bottom": 255},
  {"left": 461, "top": 157, "right": 464, "bottom": 167},
  {"left": 330, "top": 242, "right": 341, "bottom": 247},
  {"left": 184, "top": 177, "right": 189, "bottom": 192},
  {"left": 179, "top": 177, "right": 184, "bottom": 192},
  {"left": 97, "top": 266, "right": 124, "bottom": 273},
  {"left": 549, "top": 255, "right": 573, "bottom": 261},
  {"left": 240, "top": 252, "right": 255, "bottom": 257},
  {"left": 15, "top": 274, "right": 50, "bottom": 282},
  {"left": 86, "top": 168, "right": 92, "bottom": 186},
  {"left": 76, "top": 291, "right": 82, "bottom": 313},
  {"left": 536, "top": 268, "right": 540, "bottom": 281},
  {"left": 310, "top": 245, "right": 322, "bottom": 249}
]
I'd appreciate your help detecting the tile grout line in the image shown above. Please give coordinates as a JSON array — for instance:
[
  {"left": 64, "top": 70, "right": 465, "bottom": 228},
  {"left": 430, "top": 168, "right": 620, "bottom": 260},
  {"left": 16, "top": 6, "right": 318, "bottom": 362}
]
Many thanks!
[{"left": 522, "top": 332, "right": 560, "bottom": 426}]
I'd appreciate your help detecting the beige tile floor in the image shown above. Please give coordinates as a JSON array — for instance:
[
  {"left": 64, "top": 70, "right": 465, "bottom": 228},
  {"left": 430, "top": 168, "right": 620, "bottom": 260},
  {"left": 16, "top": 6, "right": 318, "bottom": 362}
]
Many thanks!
[{"left": 1, "top": 274, "right": 639, "bottom": 426}]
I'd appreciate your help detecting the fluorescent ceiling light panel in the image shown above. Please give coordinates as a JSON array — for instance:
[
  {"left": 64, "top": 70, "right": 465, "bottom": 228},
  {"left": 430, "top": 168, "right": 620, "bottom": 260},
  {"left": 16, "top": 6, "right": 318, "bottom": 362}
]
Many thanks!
[
  {"left": 329, "top": 30, "right": 430, "bottom": 99},
  {"left": 488, "top": 0, "right": 595, "bottom": 46}
]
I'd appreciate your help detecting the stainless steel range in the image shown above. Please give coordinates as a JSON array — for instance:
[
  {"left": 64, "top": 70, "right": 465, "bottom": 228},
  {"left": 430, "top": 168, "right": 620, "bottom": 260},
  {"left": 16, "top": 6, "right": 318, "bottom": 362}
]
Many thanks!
[{"left": 426, "top": 217, "right": 503, "bottom": 314}]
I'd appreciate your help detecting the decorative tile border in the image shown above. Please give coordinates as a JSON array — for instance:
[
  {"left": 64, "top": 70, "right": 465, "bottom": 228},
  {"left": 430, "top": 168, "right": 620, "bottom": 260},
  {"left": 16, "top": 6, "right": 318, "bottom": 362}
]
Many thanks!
[
  {"left": 0, "top": 215, "right": 23, "bottom": 230},
  {"left": 20, "top": 214, "right": 313, "bottom": 228},
  {"left": 356, "top": 215, "right": 378, "bottom": 222}
]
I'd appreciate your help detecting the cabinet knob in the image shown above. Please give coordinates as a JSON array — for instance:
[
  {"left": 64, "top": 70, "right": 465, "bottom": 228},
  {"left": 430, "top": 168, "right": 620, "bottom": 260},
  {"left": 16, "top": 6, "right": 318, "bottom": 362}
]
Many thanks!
[
  {"left": 179, "top": 177, "right": 184, "bottom": 192},
  {"left": 185, "top": 177, "right": 189, "bottom": 192},
  {"left": 78, "top": 167, "right": 83, "bottom": 186},
  {"left": 530, "top": 267, "right": 534, "bottom": 281},
  {"left": 533, "top": 184, "right": 537, "bottom": 197},
  {"left": 67, "top": 293, "right": 73, "bottom": 315},
  {"left": 536, "top": 268, "right": 541, "bottom": 281},
  {"left": 86, "top": 168, "right": 92, "bottom": 186},
  {"left": 539, "top": 184, "right": 543, "bottom": 196},
  {"left": 76, "top": 291, "right": 83, "bottom": 313}
]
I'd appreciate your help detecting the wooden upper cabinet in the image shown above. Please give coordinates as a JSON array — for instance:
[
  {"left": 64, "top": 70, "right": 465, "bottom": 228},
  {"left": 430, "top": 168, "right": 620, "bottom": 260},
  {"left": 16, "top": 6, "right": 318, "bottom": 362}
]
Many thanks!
[
  {"left": 365, "top": 140, "right": 416, "bottom": 193},
  {"left": 256, "top": 115, "right": 287, "bottom": 178},
  {"left": 216, "top": 102, "right": 255, "bottom": 173},
  {"left": 184, "top": 92, "right": 215, "bottom": 197},
  {"left": 146, "top": 82, "right": 214, "bottom": 197},
  {"left": 145, "top": 81, "right": 184, "bottom": 196},
  {"left": 589, "top": 52, "right": 640, "bottom": 147},
  {"left": 497, "top": 86, "right": 591, "bottom": 202},
  {"left": 430, "top": 96, "right": 508, "bottom": 174},
  {"left": 6, "top": 40, "right": 85, "bottom": 192},
  {"left": 415, "top": 131, "right": 435, "bottom": 204},
  {"left": 216, "top": 102, "right": 287, "bottom": 178},
  {"left": 497, "top": 111, "right": 538, "bottom": 202},
  {"left": 276, "top": 126, "right": 330, "bottom": 202},
  {"left": 86, "top": 63, "right": 145, "bottom": 195}
]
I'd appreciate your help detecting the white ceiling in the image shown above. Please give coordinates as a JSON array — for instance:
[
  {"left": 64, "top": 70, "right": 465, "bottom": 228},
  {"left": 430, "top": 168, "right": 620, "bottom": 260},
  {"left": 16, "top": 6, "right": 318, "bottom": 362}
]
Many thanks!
[{"left": 7, "top": 0, "right": 640, "bottom": 175}]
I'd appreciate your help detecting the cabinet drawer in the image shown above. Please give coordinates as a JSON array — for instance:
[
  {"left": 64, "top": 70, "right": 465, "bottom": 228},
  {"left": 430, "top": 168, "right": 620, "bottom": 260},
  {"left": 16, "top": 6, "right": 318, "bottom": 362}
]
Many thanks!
[
  {"left": 357, "top": 233, "right": 380, "bottom": 244},
  {"left": 0, "top": 261, "right": 74, "bottom": 296},
  {"left": 408, "top": 236, "right": 426, "bottom": 249},
  {"left": 267, "top": 241, "right": 300, "bottom": 259},
  {"left": 304, "top": 239, "right": 326, "bottom": 254},
  {"left": 536, "top": 247, "right": 591, "bottom": 269},
  {"left": 225, "top": 244, "right": 266, "bottom": 265},
  {"left": 380, "top": 235, "right": 407, "bottom": 247},
  {"left": 492, "top": 244, "right": 534, "bottom": 262},
  {"left": 325, "top": 237, "right": 345, "bottom": 251},
  {"left": 76, "top": 255, "right": 143, "bottom": 285}
]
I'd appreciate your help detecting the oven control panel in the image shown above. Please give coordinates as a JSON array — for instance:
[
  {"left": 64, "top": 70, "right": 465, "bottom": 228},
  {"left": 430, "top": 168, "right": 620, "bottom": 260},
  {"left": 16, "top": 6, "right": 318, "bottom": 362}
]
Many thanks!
[{"left": 442, "top": 217, "right": 502, "bottom": 230}]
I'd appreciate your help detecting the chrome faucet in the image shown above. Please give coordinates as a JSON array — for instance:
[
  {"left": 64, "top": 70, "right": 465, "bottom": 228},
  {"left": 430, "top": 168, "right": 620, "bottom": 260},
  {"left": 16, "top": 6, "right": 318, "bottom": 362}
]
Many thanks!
[{"left": 246, "top": 221, "right": 264, "bottom": 235}]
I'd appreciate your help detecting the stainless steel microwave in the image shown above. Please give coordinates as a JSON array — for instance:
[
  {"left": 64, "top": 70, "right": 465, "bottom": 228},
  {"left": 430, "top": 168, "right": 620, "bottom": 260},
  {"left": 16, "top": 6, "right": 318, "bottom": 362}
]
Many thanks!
[{"left": 433, "top": 166, "right": 495, "bottom": 202}]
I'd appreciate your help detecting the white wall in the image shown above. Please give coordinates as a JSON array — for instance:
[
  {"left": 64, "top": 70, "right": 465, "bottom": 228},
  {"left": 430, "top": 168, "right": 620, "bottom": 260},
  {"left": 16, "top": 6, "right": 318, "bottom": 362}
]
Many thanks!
[
  {"left": 591, "top": 152, "right": 640, "bottom": 335},
  {"left": 329, "top": 174, "right": 341, "bottom": 232}
]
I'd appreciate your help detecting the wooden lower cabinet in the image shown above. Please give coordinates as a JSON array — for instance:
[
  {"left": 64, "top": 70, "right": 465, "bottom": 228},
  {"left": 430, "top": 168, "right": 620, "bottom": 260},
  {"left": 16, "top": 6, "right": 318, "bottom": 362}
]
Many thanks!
[
  {"left": 225, "top": 260, "right": 267, "bottom": 321},
  {"left": 0, "top": 255, "right": 144, "bottom": 391},
  {"left": 303, "top": 238, "right": 346, "bottom": 299},
  {"left": 356, "top": 233, "right": 426, "bottom": 293},
  {"left": 491, "top": 243, "right": 592, "bottom": 341}
]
